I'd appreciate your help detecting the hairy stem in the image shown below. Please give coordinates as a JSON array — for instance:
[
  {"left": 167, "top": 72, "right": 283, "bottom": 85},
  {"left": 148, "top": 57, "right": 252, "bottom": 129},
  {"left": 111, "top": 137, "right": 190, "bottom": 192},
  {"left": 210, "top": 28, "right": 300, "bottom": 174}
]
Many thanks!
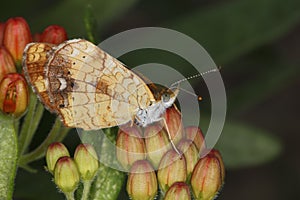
[
  {"left": 19, "top": 118, "right": 70, "bottom": 166},
  {"left": 81, "top": 180, "right": 92, "bottom": 200}
]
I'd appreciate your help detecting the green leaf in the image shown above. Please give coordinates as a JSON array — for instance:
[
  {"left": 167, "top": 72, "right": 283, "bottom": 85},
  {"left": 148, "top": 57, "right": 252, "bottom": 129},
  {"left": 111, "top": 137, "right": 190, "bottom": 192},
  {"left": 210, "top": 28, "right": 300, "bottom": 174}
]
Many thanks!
[
  {"left": 167, "top": 0, "right": 300, "bottom": 64},
  {"left": 32, "top": 0, "right": 140, "bottom": 38},
  {"left": 91, "top": 164, "right": 125, "bottom": 200},
  {"left": 0, "top": 114, "right": 18, "bottom": 200},
  {"left": 80, "top": 128, "right": 125, "bottom": 200},
  {"left": 215, "top": 121, "right": 282, "bottom": 168},
  {"left": 229, "top": 51, "right": 300, "bottom": 112}
]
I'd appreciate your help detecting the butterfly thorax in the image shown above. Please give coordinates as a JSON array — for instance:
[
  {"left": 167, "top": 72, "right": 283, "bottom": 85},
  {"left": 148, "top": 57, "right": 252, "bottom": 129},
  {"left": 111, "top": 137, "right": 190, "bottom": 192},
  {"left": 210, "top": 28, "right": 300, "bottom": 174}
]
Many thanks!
[{"left": 134, "top": 84, "right": 178, "bottom": 127}]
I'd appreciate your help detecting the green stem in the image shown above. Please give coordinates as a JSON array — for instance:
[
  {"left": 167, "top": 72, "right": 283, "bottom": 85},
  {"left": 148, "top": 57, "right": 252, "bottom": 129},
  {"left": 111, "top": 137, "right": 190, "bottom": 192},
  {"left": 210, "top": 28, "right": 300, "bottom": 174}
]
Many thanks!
[
  {"left": 19, "top": 117, "right": 67, "bottom": 166},
  {"left": 18, "top": 92, "right": 38, "bottom": 156},
  {"left": 65, "top": 192, "right": 75, "bottom": 200},
  {"left": 0, "top": 114, "right": 18, "bottom": 200},
  {"left": 55, "top": 126, "right": 71, "bottom": 142},
  {"left": 21, "top": 102, "right": 44, "bottom": 155},
  {"left": 84, "top": 4, "right": 96, "bottom": 43},
  {"left": 13, "top": 119, "right": 19, "bottom": 134},
  {"left": 29, "top": 102, "right": 45, "bottom": 134},
  {"left": 81, "top": 180, "right": 92, "bottom": 200}
]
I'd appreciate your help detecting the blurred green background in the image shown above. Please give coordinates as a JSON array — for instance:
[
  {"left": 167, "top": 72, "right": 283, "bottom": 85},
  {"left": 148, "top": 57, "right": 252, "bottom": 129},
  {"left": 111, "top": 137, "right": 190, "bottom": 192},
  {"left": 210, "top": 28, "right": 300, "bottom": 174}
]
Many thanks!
[{"left": 1, "top": 0, "right": 300, "bottom": 199}]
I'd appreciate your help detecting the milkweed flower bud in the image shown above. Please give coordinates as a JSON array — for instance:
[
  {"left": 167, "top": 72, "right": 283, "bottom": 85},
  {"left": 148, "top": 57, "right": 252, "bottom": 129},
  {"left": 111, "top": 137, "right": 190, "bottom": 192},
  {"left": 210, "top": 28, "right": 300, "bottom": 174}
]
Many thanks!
[
  {"left": 74, "top": 143, "right": 99, "bottom": 180},
  {"left": 177, "top": 139, "right": 199, "bottom": 180},
  {"left": 0, "top": 73, "right": 28, "bottom": 117},
  {"left": 46, "top": 142, "right": 70, "bottom": 174},
  {"left": 162, "top": 106, "right": 184, "bottom": 146},
  {"left": 185, "top": 126, "right": 205, "bottom": 153},
  {"left": 116, "top": 126, "right": 146, "bottom": 170},
  {"left": 164, "top": 182, "right": 191, "bottom": 200},
  {"left": 54, "top": 156, "right": 80, "bottom": 193},
  {"left": 0, "top": 22, "right": 5, "bottom": 45},
  {"left": 191, "top": 149, "right": 225, "bottom": 200},
  {"left": 0, "top": 47, "right": 16, "bottom": 81},
  {"left": 40, "top": 25, "right": 67, "bottom": 44},
  {"left": 157, "top": 149, "right": 187, "bottom": 193},
  {"left": 3, "top": 17, "right": 32, "bottom": 64},
  {"left": 127, "top": 160, "right": 157, "bottom": 200},
  {"left": 210, "top": 149, "right": 225, "bottom": 183},
  {"left": 144, "top": 124, "right": 171, "bottom": 168}
]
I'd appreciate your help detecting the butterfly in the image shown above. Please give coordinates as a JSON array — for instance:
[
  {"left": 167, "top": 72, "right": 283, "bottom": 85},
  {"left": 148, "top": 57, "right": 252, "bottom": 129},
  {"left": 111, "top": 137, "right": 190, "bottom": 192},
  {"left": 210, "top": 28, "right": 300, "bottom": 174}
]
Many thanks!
[{"left": 22, "top": 39, "right": 179, "bottom": 131}]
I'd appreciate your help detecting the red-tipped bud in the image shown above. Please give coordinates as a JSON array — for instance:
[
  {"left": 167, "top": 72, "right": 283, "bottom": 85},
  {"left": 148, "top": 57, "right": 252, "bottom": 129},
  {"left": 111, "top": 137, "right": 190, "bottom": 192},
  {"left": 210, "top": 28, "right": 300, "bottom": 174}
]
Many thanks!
[
  {"left": 46, "top": 142, "right": 70, "bottom": 174},
  {"left": 40, "top": 25, "right": 67, "bottom": 44},
  {"left": 74, "top": 143, "right": 99, "bottom": 181},
  {"left": 0, "top": 73, "right": 28, "bottom": 117},
  {"left": 127, "top": 160, "right": 158, "bottom": 200},
  {"left": 177, "top": 139, "right": 199, "bottom": 180},
  {"left": 144, "top": 124, "right": 171, "bottom": 168},
  {"left": 162, "top": 106, "right": 184, "bottom": 146},
  {"left": 157, "top": 150, "right": 187, "bottom": 193},
  {"left": 0, "top": 23, "right": 6, "bottom": 45},
  {"left": 185, "top": 126, "right": 206, "bottom": 153},
  {"left": 0, "top": 47, "right": 16, "bottom": 81},
  {"left": 54, "top": 156, "right": 80, "bottom": 193},
  {"left": 210, "top": 149, "right": 225, "bottom": 183},
  {"left": 3, "top": 17, "right": 32, "bottom": 64},
  {"left": 191, "top": 149, "right": 225, "bottom": 200},
  {"left": 164, "top": 182, "right": 191, "bottom": 200},
  {"left": 116, "top": 126, "right": 146, "bottom": 170}
]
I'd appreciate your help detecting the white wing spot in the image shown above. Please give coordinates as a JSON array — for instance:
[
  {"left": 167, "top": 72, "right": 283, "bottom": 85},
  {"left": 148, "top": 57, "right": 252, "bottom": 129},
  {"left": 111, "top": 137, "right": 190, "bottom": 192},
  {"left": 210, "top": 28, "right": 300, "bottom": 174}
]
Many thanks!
[{"left": 58, "top": 78, "right": 67, "bottom": 91}]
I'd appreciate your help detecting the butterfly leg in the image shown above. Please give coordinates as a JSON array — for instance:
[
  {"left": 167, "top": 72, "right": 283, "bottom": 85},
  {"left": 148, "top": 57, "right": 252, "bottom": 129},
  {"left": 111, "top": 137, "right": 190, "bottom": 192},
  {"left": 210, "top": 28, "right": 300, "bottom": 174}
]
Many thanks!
[
  {"left": 161, "top": 117, "right": 182, "bottom": 156},
  {"left": 130, "top": 115, "right": 135, "bottom": 127}
]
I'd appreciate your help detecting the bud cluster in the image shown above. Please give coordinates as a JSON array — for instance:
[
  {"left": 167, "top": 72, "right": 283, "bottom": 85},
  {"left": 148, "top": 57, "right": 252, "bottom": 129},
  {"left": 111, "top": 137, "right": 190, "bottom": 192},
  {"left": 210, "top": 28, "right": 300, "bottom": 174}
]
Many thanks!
[
  {"left": 116, "top": 106, "right": 225, "bottom": 200},
  {"left": 46, "top": 142, "right": 99, "bottom": 195},
  {"left": 0, "top": 17, "right": 67, "bottom": 117}
]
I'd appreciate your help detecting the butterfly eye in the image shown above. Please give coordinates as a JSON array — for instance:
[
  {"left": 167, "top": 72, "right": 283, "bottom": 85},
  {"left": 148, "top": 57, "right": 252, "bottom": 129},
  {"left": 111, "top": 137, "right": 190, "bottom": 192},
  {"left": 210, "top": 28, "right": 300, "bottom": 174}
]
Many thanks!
[{"left": 162, "top": 93, "right": 170, "bottom": 102}]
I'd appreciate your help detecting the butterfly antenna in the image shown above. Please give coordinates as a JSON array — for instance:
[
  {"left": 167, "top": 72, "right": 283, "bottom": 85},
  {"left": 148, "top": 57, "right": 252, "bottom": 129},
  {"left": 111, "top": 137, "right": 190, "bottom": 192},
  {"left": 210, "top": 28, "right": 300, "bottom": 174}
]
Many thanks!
[
  {"left": 169, "top": 86, "right": 198, "bottom": 97},
  {"left": 170, "top": 68, "right": 219, "bottom": 88},
  {"left": 169, "top": 68, "right": 219, "bottom": 100}
]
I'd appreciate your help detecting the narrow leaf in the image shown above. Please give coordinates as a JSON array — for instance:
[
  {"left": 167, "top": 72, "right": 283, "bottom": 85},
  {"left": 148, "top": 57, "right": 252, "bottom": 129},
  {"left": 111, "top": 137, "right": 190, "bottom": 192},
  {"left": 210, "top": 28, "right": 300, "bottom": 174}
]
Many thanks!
[
  {"left": 215, "top": 121, "right": 282, "bottom": 168},
  {"left": 228, "top": 53, "right": 300, "bottom": 112},
  {"left": 167, "top": 0, "right": 300, "bottom": 64},
  {"left": 32, "top": 0, "right": 139, "bottom": 37}
]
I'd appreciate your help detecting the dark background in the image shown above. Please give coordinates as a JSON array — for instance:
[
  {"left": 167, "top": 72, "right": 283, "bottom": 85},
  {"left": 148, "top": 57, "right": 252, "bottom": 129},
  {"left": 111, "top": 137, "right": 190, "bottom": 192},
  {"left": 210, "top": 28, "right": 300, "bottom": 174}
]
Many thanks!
[{"left": 1, "top": 0, "right": 300, "bottom": 199}]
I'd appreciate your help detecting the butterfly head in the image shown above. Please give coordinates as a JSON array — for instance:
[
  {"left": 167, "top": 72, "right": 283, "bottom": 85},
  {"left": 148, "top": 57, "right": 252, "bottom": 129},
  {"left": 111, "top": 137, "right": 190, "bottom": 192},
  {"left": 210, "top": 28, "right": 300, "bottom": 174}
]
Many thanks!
[
  {"left": 160, "top": 87, "right": 179, "bottom": 108},
  {"left": 147, "top": 83, "right": 179, "bottom": 108}
]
